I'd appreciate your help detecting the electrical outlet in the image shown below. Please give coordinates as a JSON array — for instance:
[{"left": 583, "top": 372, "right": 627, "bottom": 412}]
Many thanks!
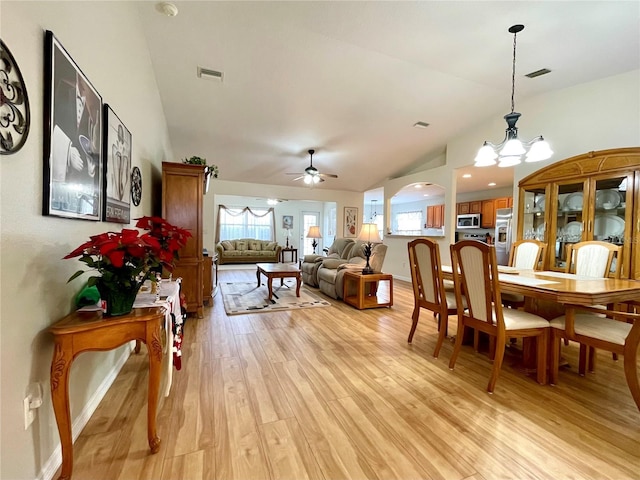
[{"left": 24, "top": 397, "right": 35, "bottom": 430}]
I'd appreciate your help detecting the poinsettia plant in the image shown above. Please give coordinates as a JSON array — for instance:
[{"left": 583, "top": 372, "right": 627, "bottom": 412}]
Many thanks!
[{"left": 64, "top": 216, "right": 191, "bottom": 291}]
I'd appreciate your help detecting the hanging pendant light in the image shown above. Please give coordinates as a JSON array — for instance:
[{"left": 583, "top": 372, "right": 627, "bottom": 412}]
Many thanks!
[{"left": 474, "top": 24, "right": 553, "bottom": 168}]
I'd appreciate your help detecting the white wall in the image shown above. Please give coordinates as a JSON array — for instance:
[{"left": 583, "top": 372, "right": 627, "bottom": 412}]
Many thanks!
[{"left": 0, "top": 3, "right": 172, "bottom": 479}]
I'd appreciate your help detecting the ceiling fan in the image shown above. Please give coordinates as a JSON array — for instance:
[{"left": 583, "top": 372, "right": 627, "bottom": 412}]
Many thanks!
[{"left": 287, "top": 149, "right": 338, "bottom": 184}]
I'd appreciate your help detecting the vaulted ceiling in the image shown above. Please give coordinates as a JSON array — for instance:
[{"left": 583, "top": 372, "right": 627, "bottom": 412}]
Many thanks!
[{"left": 136, "top": 1, "right": 640, "bottom": 194}]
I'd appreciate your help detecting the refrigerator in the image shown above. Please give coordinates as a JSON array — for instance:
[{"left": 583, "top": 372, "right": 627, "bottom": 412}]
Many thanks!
[{"left": 494, "top": 208, "right": 513, "bottom": 266}]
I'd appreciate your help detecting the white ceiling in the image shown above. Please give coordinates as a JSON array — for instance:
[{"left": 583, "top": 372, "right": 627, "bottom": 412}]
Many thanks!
[{"left": 136, "top": 1, "right": 639, "bottom": 196}]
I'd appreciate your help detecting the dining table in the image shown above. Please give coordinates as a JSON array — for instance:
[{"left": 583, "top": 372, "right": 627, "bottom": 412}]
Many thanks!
[{"left": 440, "top": 265, "right": 640, "bottom": 382}]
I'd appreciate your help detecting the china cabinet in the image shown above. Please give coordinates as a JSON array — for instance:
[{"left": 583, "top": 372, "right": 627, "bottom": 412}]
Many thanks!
[
  {"left": 162, "top": 162, "right": 205, "bottom": 317},
  {"left": 517, "top": 147, "right": 640, "bottom": 279}
]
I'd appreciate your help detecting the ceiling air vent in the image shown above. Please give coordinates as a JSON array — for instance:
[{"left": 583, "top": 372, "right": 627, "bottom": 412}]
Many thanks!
[
  {"left": 197, "top": 67, "right": 224, "bottom": 81},
  {"left": 413, "top": 121, "right": 430, "bottom": 128},
  {"left": 525, "top": 68, "right": 551, "bottom": 79}
]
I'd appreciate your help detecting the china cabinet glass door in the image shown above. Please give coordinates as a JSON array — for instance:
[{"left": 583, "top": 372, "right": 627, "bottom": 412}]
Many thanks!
[
  {"left": 554, "top": 181, "right": 586, "bottom": 270},
  {"left": 588, "top": 174, "right": 633, "bottom": 276},
  {"left": 521, "top": 186, "right": 547, "bottom": 241}
]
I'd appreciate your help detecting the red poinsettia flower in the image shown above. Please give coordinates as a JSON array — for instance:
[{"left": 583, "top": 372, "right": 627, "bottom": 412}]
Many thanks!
[{"left": 64, "top": 217, "right": 191, "bottom": 292}]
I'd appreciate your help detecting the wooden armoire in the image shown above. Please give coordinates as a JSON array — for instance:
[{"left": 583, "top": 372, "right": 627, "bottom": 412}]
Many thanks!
[{"left": 162, "top": 162, "right": 205, "bottom": 318}]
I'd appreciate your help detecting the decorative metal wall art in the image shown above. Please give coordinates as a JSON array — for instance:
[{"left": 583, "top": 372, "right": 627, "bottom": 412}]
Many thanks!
[
  {"left": 0, "top": 39, "right": 31, "bottom": 155},
  {"left": 130, "top": 166, "right": 142, "bottom": 206}
]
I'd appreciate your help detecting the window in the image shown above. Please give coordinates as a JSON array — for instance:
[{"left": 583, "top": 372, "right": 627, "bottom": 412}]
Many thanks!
[
  {"left": 216, "top": 205, "right": 275, "bottom": 241},
  {"left": 395, "top": 211, "right": 422, "bottom": 235}
]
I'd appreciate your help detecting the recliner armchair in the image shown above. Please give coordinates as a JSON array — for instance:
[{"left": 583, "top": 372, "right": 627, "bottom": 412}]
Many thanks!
[
  {"left": 301, "top": 238, "right": 355, "bottom": 287},
  {"left": 317, "top": 241, "right": 388, "bottom": 299}
]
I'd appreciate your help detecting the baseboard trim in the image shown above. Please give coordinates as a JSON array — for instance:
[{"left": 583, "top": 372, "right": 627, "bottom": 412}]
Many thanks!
[{"left": 38, "top": 343, "right": 134, "bottom": 480}]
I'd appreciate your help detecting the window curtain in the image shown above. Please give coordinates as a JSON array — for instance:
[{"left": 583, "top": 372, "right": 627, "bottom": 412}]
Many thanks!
[{"left": 215, "top": 205, "right": 275, "bottom": 243}]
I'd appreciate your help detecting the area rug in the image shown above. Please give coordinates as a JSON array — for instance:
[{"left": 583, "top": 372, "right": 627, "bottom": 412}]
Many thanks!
[{"left": 220, "top": 281, "right": 331, "bottom": 315}]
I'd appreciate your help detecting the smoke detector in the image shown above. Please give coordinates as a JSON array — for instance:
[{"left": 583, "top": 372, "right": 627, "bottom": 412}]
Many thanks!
[{"left": 156, "top": 2, "right": 178, "bottom": 17}]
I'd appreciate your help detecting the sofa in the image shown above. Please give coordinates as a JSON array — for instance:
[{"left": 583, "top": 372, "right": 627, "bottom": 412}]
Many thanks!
[
  {"left": 215, "top": 239, "right": 282, "bottom": 264},
  {"left": 317, "top": 241, "right": 388, "bottom": 299},
  {"left": 301, "top": 238, "right": 355, "bottom": 287}
]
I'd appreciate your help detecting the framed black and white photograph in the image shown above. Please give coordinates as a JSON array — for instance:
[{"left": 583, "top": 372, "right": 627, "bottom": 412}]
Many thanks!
[
  {"left": 43, "top": 30, "right": 102, "bottom": 220},
  {"left": 103, "top": 104, "right": 131, "bottom": 223},
  {"left": 282, "top": 215, "right": 293, "bottom": 230}
]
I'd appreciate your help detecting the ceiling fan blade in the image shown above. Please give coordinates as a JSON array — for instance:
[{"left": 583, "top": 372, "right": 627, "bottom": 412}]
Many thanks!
[
  {"left": 291, "top": 175, "right": 304, "bottom": 181},
  {"left": 319, "top": 173, "right": 338, "bottom": 179},
  {"left": 286, "top": 172, "right": 303, "bottom": 175}
]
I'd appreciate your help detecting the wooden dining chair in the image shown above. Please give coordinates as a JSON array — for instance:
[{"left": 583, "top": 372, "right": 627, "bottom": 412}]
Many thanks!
[
  {"left": 449, "top": 240, "right": 550, "bottom": 392},
  {"left": 502, "top": 239, "right": 546, "bottom": 309},
  {"left": 549, "top": 304, "right": 640, "bottom": 411},
  {"left": 407, "top": 238, "right": 461, "bottom": 358},
  {"left": 564, "top": 241, "right": 621, "bottom": 278},
  {"left": 560, "top": 240, "right": 623, "bottom": 371}
]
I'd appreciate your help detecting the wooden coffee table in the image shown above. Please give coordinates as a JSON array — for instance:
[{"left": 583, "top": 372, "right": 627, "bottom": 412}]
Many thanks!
[{"left": 256, "top": 262, "right": 301, "bottom": 301}]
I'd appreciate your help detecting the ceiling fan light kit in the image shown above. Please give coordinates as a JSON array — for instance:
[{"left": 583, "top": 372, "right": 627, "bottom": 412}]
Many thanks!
[
  {"left": 474, "top": 24, "right": 553, "bottom": 168},
  {"left": 287, "top": 149, "right": 338, "bottom": 186}
]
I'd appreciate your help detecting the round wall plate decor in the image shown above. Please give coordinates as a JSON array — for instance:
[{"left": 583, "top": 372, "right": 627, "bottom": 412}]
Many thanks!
[
  {"left": 130, "top": 166, "right": 142, "bottom": 206},
  {"left": 0, "top": 39, "right": 31, "bottom": 155}
]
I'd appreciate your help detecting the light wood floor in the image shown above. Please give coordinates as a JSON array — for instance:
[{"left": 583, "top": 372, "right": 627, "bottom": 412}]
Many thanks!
[{"left": 63, "top": 268, "right": 640, "bottom": 480}]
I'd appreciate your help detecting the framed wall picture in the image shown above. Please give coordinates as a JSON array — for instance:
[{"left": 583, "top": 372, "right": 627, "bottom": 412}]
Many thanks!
[
  {"left": 43, "top": 30, "right": 103, "bottom": 220},
  {"left": 102, "top": 104, "right": 132, "bottom": 223},
  {"left": 282, "top": 215, "right": 293, "bottom": 230},
  {"left": 344, "top": 206, "right": 358, "bottom": 238}
]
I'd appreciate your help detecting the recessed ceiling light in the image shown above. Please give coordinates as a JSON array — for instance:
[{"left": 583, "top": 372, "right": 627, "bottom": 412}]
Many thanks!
[
  {"left": 414, "top": 184, "right": 422, "bottom": 189},
  {"left": 423, "top": 194, "right": 429, "bottom": 197},
  {"left": 413, "top": 121, "right": 430, "bottom": 129},
  {"left": 462, "top": 174, "right": 472, "bottom": 178},
  {"left": 488, "top": 182, "right": 497, "bottom": 187},
  {"left": 155, "top": 2, "right": 178, "bottom": 17}
]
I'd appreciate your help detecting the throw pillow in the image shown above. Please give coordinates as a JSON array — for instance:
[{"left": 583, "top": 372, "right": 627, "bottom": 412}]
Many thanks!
[
  {"left": 265, "top": 242, "right": 277, "bottom": 251},
  {"left": 221, "top": 240, "right": 234, "bottom": 251},
  {"left": 249, "top": 241, "right": 261, "bottom": 251},
  {"left": 236, "top": 240, "right": 247, "bottom": 251}
]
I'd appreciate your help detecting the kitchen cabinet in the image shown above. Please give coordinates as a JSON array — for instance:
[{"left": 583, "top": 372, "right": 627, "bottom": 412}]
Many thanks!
[
  {"left": 457, "top": 201, "right": 481, "bottom": 215},
  {"left": 162, "top": 162, "right": 205, "bottom": 317},
  {"left": 495, "top": 197, "right": 511, "bottom": 210},
  {"left": 517, "top": 147, "right": 640, "bottom": 278},
  {"left": 481, "top": 200, "right": 495, "bottom": 228},
  {"left": 426, "top": 204, "right": 444, "bottom": 228}
]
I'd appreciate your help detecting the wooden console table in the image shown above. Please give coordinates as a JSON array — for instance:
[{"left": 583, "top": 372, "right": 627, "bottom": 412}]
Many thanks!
[
  {"left": 343, "top": 271, "right": 393, "bottom": 309},
  {"left": 49, "top": 307, "right": 166, "bottom": 480}
]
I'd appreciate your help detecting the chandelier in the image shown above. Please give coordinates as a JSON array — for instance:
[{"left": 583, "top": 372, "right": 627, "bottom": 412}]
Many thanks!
[{"left": 474, "top": 24, "right": 553, "bottom": 168}]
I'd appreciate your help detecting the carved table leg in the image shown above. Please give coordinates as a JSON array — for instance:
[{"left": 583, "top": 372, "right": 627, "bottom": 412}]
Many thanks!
[
  {"left": 267, "top": 277, "right": 274, "bottom": 301},
  {"left": 295, "top": 273, "right": 301, "bottom": 297},
  {"left": 50, "top": 341, "right": 73, "bottom": 480},
  {"left": 146, "top": 322, "right": 162, "bottom": 454}
]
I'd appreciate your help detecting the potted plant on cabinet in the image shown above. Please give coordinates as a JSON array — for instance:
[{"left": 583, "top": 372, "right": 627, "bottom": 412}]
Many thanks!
[{"left": 182, "top": 156, "right": 218, "bottom": 193}]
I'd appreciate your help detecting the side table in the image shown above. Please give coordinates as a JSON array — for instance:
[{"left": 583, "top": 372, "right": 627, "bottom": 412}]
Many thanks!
[
  {"left": 343, "top": 271, "right": 393, "bottom": 309},
  {"left": 49, "top": 307, "right": 165, "bottom": 480},
  {"left": 280, "top": 247, "right": 298, "bottom": 263}
]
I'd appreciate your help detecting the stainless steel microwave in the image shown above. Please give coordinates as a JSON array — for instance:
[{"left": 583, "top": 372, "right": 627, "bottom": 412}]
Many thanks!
[{"left": 456, "top": 213, "right": 481, "bottom": 229}]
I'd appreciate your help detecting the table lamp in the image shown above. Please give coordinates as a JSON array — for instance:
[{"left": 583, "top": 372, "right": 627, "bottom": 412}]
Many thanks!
[
  {"left": 284, "top": 229, "right": 292, "bottom": 248},
  {"left": 357, "top": 223, "right": 381, "bottom": 274},
  {"left": 306, "top": 226, "right": 322, "bottom": 254}
]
